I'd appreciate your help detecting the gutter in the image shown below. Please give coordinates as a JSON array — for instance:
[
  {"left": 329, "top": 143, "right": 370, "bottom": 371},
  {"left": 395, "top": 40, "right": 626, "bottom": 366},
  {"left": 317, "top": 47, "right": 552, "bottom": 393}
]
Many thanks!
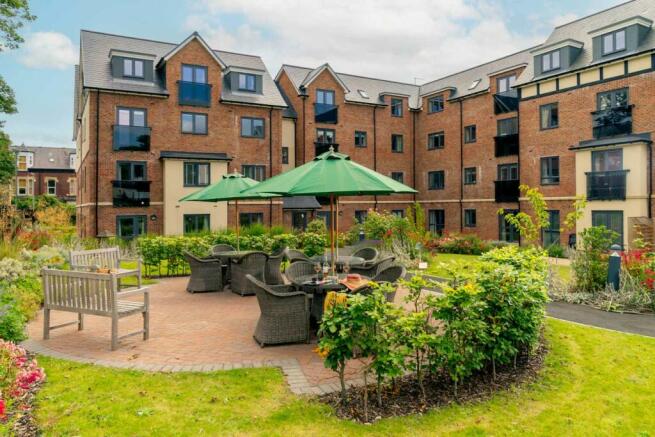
[
  {"left": 649, "top": 143, "right": 653, "bottom": 219},
  {"left": 412, "top": 109, "right": 417, "bottom": 203},
  {"left": 373, "top": 105, "right": 378, "bottom": 210},
  {"left": 459, "top": 100, "right": 464, "bottom": 232},
  {"left": 94, "top": 90, "right": 100, "bottom": 237},
  {"left": 301, "top": 95, "right": 307, "bottom": 166},
  {"left": 269, "top": 107, "right": 273, "bottom": 227}
]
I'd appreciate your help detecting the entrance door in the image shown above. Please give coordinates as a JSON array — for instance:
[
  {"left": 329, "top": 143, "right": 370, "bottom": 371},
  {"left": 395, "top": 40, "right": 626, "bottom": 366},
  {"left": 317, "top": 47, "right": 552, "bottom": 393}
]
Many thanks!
[{"left": 292, "top": 211, "right": 308, "bottom": 231}]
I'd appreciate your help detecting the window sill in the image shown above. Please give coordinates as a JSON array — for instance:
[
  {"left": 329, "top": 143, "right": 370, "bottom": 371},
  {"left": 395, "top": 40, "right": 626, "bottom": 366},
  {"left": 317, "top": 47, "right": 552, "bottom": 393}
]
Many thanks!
[
  {"left": 540, "top": 125, "right": 559, "bottom": 131},
  {"left": 181, "top": 131, "right": 208, "bottom": 136},
  {"left": 540, "top": 181, "right": 560, "bottom": 186}
]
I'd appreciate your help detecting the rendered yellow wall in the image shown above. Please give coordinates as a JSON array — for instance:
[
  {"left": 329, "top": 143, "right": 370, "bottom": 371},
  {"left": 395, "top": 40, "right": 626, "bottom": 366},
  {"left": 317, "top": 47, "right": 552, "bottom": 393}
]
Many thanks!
[
  {"left": 540, "top": 79, "right": 557, "bottom": 94},
  {"left": 162, "top": 159, "right": 228, "bottom": 235},
  {"left": 628, "top": 54, "right": 651, "bottom": 73},
  {"left": 575, "top": 142, "right": 649, "bottom": 246},
  {"left": 559, "top": 74, "right": 577, "bottom": 89},
  {"left": 604, "top": 61, "right": 624, "bottom": 79},
  {"left": 522, "top": 84, "right": 537, "bottom": 98},
  {"left": 76, "top": 95, "right": 90, "bottom": 168},
  {"left": 282, "top": 118, "right": 296, "bottom": 172},
  {"left": 580, "top": 68, "right": 600, "bottom": 85}
]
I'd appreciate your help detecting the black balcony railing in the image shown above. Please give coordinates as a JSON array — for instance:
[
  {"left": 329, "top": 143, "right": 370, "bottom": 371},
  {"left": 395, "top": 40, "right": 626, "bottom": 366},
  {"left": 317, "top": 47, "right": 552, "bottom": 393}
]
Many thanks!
[
  {"left": 112, "top": 180, "right": 151, "bottom": 207},
  {"left": 494, "top": 179, "right": 520, "bottom": 202},
  {"left": 113, "top": 125, "right": 151, "bottom": 151},
  {"left": 494, "top": 133, "right": 519, "bottom": 157},
  {"left": 592, "top": 106, "right": 632, "bottom": 139},
  {"left": 493, "top": 90, "right": 519, "bottom": 114},
  {"left": 314, "top": 142, "right": 339, "bottom": 156},
  {"left": 178, "top": 81, "right": 211, "bottom": 107},
  {"left": 314, "top": 103, "right": 338, "bottom": 124},
  {"left": 586, "top": 170, "right": 628, "bottom": 201}
]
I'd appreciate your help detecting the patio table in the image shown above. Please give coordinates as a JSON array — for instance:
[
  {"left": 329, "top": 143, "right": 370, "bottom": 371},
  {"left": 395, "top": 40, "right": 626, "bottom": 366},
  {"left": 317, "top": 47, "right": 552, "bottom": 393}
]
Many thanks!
[{"left": 209, "top": 250, "right": 257, "bottom": 285}]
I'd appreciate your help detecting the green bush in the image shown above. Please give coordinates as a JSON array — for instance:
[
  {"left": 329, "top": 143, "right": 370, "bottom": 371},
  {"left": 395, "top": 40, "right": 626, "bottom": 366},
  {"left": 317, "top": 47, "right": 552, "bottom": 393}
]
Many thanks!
[
  {"left": 427, "top": 233, "right": 494, "bottom": 255},
  {"left": 298, "top": 232, "right": 327, "bottom": 257},
  {"left": 306, "top": 218, "right": 327, "bottom": 235},
  {"left": 318, "top": 245, "right": 549, "bottom": 404},
  {"left": 571, "top": 226, "right": 616, "bottom": 293}
]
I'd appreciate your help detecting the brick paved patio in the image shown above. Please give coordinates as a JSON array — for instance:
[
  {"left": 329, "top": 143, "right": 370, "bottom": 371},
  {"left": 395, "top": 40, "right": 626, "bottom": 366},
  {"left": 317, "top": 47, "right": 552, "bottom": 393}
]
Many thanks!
[{"left": 24, "top": 276, "right": 401, "bottom": 394}]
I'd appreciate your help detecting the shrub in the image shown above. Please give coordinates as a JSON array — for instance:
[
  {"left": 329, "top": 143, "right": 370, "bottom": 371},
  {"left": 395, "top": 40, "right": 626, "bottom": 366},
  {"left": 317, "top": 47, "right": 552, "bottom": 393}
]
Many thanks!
[
  {"left": 307, "top": 218, "right": 327, "bottom": 235},
  {"left": 427, "top": 232, "right": 492, "bottom": 255},
  {"left": 546, "top": 243, "right": 566, "bottom": 259},
  {"left": 298, "top": 232, "right": 327, "bottom": 257},
  {"left": 571, "top": 226, "right": 616, "bottom": 293}
]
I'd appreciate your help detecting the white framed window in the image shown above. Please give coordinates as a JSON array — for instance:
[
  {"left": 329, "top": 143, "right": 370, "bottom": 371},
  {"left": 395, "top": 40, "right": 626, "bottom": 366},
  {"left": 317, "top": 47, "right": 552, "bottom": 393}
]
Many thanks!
[
  {"left": 46, "top": 179, "right": 57, "bottom": 196},
  {"left": 17, "top": 152, "right": 34, "bottom": 171},
  {"left": 123, "top": 58, "right": 145, "bottom": 78},
  {"left": 68, "top": 177, "right": 77, "bottom": 196},
  {"left": 69, "top": 154, "right": 76, "bottom": 169}
]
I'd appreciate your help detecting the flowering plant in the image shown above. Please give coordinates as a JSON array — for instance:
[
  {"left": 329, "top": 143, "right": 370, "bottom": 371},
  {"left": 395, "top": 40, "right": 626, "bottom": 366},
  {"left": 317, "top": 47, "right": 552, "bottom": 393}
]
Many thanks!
[
  {"left": 621, "top": 249, "right": 655, "bottom": 291},
  {"left": 0, "top": 340, "right": 45, "bottom": 423}
]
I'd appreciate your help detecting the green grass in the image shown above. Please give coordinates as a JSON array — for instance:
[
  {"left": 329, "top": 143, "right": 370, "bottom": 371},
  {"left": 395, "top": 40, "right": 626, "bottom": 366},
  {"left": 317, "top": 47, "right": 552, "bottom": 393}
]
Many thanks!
[
  {"left": 423, "top": 253, "right": 572, "bottom": 283},
  {"left": 119, "top": 261, "right": 157, "bottom": 286},
  {"left": 34, "top": 319, "right": 655, "bottom": 436}
]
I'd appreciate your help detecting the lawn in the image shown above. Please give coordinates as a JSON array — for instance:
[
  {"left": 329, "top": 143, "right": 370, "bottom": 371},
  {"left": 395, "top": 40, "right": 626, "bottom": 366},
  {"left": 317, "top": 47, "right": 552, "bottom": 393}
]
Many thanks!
[
  {"left": 423, "top": 253, "right": 572, "bottom": 283},
  {"left": 33, "top": 318, "right": 655, "bottom": 436}
]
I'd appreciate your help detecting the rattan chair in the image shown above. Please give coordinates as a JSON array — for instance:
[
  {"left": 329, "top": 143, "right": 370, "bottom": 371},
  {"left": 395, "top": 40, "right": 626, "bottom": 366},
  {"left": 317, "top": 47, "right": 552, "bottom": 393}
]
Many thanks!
[
  {"left": 287, "top": 249, "right": 311, "bottom": 263},
  {"left": 352, "top": 247, "right": 379, "bottom": 263},
  {"left": 183, "top": 251, "right": 223, "bottom": 293},
  {"left": 265, "top": 247, "right": 287, "bottom": 285},
  {"left": 230, "top": 252, "right": 268, "bottom": 296},
  {"left": 285, "top": 261, "right": 317, "bottom": 289},
  {"left": 211, "top": 244, "right": 236, "bottom": 256},
  {"left": 373, "top": 264, "right": 406, "bottom": 303},
  {"left": 349, "top": 255, "right": 395, "bottom": 276},
  {"left": 246, "top": 274, "right": 310, "bottom": 346}
]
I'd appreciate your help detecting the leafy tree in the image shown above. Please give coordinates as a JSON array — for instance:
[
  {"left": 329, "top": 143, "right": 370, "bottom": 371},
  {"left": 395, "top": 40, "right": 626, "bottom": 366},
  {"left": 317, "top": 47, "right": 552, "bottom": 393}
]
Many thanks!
[
  {"left": 0, "top": 131, "right": 14, "bottom": 185},
  {"left": 0, "top": 0, "right": 36, "bottom": 124},
  {"left": 499, "top": 185, "right": 586, "bottom": 247}
]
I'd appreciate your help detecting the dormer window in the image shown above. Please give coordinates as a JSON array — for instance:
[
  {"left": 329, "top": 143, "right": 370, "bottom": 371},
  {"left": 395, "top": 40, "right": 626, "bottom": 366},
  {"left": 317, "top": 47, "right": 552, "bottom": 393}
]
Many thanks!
[
  {"left": 541, "top": 50, "right": 560, "bottom": 72},
  {"left": 123, "top": 58, "right": 144, "bottom": 78},
  {"left": 16, "top": 152, "right": 33, "bottom": 171},
  {"left": 238, "top": 73, "right": 256, "bottom": 92},
  {"left": 602, "top": 29, "right": 626, "bottom": 55}
]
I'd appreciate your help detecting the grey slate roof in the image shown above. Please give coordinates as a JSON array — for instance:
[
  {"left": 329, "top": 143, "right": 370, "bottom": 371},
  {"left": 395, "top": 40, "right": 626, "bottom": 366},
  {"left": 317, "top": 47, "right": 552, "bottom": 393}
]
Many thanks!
[
  {"left": 515, "top": 0, "right": 655, "bottom": 85},
  {"left": 418, "top": 48, "right": 533, "bottom": 100},
  {"left": 78, "top": 30, "right": 287, "bottom": 106},
  {"left": 282, "top": 196, "right": 321, "bottom": 210},
  {"left": 10, "top": 145, "right": 76, "bottom": 170},
  {"left": 279, "top": 64, "right": 421, "bottom": 108}
]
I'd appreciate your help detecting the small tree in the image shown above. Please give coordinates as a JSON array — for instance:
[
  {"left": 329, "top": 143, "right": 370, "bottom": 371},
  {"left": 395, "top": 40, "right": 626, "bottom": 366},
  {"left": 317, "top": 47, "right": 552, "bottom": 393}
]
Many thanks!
[
  {"left": 499, "top": 185, "right": 586, "bottom": 247},
  {"left": 572, "top": 225, "right": 617, "bottom": 293}
]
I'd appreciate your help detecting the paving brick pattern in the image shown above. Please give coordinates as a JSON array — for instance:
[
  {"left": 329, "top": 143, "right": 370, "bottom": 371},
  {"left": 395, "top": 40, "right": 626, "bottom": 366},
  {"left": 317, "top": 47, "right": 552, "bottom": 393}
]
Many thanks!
[{"left": 24, "top": 277, "right": 377, "bottom": 394}]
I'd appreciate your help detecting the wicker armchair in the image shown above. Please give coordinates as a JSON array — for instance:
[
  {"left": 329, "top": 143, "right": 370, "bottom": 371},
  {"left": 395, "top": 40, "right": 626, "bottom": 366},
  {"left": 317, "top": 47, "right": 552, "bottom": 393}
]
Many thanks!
[
  {"left": 285, "top": 261, "right": 317, "bottom": 289},
  {"left": 230, "top": 252, "right": 268, "bottom": 296},
  {"left": 183, "top": 251, "right": 223, "bottom": 293},
  {"left": 349, "top": 255, "right": 395, "bottom": 276},
  {"left": 265, "top": 247, "right": 287, "bottom": 285},
  {"left": 211, "top": 244, "right": 236, "bottom": 256},
  {"left": 352, "top": 247, "right": 379, "bottom": 263},
  {"left": 246, "top": 274, "right": 310, "bottom": 346},
  {"left": 287, "top": 249, "right": 311, "bottom": 263},
  {"left": 354, "top": 264, "right": 406, "bottom": 303}
]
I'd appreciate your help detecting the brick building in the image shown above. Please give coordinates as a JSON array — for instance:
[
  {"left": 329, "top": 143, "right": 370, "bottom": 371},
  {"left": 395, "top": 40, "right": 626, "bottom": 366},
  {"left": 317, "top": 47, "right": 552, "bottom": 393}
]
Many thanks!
[
  {"left": 75, "top": 0, "right": 655, "bottom": 247},
  {"left": 11, "top": 144, "right": 76, "bottom": 202}
]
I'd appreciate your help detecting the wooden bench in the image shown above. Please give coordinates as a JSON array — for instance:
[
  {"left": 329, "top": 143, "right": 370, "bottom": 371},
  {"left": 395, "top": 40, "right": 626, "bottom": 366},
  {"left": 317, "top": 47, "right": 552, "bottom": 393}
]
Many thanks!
[
  {"left": 42, "top": 269, "right": 150, "bottom": 350},
  {"left": 70, "top": 247, "right": 142, "bottom": 287}
]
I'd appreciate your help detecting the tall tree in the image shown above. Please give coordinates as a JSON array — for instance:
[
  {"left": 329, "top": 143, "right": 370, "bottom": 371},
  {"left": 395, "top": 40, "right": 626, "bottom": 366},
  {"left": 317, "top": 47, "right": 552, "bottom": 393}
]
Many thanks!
[{"left": 0, "top": 0, "right": 36, "bottom": 124}]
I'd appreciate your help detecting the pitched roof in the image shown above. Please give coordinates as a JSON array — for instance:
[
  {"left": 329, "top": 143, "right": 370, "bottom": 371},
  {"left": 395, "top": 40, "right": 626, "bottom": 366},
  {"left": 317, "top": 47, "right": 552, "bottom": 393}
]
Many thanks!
[
  {"left": 278, "top": 64, "right": 421, "bottom": 108},
  {"left": 515, "top": 0, "right": 655, "bottom": 85},
  {"left": 10, "top": 145, "right": 76, "bottom": 170},
  {"left": 78, "top": 30, "right": 287, "bottom": 107}
]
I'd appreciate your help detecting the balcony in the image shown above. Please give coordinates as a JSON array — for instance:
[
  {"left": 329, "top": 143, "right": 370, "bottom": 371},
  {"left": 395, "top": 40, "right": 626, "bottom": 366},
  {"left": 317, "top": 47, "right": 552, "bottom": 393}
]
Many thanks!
[
  {"left": 494, "top": 179, "right": 520, "bottom": 203},
  {"left": 314, "top": 103, "right": 338, "bottom": 124},
  {"left": 586, "top": 170, "right": 628, "bottom": 201},
  {"left": 493, "top": 90, "right": 519, "bottom": 114},
  {"left": 178, "top": 81, "right": 211, "bottom": 107},
  {"left": 314, "top": 142, "right": 339, "bottom": 156},
  {"left": 113, "top": 125, "right": 151, "bottom": 151},
  {"left": 494, "top": 133, "right": 519, "bottom": 157},
  {"left": 112, "top": 180, "right": 151, "bottom": 207},
  {"left": 592, "top": 106, "right": 632, "bottom": 139}
]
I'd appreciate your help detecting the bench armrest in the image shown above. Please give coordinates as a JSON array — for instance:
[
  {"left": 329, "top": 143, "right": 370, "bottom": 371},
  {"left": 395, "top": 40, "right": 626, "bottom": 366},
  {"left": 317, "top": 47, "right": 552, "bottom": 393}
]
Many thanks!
[{"left": 119, "top": 286, "right": 149, "bottom": 297}]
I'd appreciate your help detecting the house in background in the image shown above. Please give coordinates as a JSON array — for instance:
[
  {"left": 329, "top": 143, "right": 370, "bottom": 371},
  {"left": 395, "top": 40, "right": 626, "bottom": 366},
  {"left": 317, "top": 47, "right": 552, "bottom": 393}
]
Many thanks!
[{"left": 11, "top": 144, "right": 77, "bottom": 202}]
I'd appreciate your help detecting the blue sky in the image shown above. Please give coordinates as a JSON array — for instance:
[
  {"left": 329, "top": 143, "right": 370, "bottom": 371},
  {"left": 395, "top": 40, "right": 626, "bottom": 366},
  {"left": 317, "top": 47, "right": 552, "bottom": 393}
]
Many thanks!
[{"left": 0, "top": 0, "right": 622, "bottom": 148}]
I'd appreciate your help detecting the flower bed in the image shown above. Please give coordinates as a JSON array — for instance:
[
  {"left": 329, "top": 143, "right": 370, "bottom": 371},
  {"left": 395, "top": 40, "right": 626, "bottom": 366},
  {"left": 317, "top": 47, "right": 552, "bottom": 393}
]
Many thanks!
[{"left": 0, "top": 341, "right": 45, "bottom": 435}]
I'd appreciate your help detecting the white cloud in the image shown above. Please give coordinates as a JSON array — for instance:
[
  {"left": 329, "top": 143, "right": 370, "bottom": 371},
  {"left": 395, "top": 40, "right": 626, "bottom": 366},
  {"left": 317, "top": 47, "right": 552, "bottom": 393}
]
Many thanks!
[
  {"left": 184, "top": 0, "right": 544, "bottom": 84},
  {"left": 551, "top": 13, "right": 578, "bottom": 27},
  {"left": 19, "top": 32, "right": 77, "bottom": 70}
]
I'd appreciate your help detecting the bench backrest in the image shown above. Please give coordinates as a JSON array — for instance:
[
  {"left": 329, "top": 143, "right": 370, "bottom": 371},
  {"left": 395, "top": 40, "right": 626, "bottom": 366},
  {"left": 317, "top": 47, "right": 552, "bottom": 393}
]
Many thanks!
[
  {"left": 70, "top": 247, "right": 121, "bottom": 269},
  {"left": 42, "top": 269, "right": 117, "bottom": 315}
]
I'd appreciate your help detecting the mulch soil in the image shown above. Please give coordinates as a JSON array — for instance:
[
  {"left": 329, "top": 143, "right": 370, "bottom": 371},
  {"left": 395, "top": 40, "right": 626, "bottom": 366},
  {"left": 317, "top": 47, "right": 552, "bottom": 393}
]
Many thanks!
[{"left": 319, "top": 339, "right": 548, "bottom": 423}]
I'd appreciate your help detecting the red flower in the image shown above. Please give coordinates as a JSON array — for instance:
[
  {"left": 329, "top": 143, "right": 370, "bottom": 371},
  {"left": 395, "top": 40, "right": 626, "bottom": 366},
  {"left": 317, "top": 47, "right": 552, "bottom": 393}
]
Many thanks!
[{"left": 0, "top": 399, "right": 5, "bottom": 419}]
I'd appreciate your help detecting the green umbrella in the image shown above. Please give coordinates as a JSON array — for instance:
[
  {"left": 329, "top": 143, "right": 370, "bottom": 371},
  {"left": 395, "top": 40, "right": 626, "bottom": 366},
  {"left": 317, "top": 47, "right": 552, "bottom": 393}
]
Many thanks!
[
  {"left": 241, "top": 147, "right": 417, "bottom": 272},
  {"left": 180, "top": 171, "right": 276, "bottom": 250}
]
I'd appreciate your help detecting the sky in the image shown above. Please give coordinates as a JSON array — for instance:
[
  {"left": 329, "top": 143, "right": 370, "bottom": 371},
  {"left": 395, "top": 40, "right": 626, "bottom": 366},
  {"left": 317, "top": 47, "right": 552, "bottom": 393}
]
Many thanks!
[{"left": 0, "top": 0, "right": 624, "bottom": 149}]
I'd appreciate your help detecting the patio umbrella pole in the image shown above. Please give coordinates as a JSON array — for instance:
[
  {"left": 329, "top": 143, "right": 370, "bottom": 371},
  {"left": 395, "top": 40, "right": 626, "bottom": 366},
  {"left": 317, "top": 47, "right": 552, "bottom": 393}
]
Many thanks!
[
  {"left": 235, "top": 199, "right": 240, "bottom": 251},
  {"left": 330, "top": 194, "right": 336, "bottom": 275}
]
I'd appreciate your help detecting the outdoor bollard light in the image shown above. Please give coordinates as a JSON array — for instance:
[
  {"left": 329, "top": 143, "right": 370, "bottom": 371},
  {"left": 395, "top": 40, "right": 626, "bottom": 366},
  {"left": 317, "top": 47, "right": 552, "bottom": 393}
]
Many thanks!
[
  {"left": 359, "top": 229, "right": 365, "bottom": 241},
  {"left": 607, "top": 244, "right": 622, "bottom": 291}
]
